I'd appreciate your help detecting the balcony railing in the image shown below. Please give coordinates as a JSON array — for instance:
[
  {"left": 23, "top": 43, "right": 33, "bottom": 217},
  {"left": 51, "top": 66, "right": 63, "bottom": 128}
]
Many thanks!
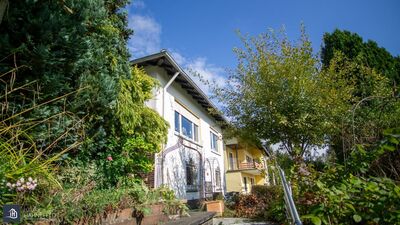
[
  {"left": 228, "top": 160, "right": 264, "bottom": 170},
  {"left": 239, "top": 162, "right": 256, "bottom": 169}
]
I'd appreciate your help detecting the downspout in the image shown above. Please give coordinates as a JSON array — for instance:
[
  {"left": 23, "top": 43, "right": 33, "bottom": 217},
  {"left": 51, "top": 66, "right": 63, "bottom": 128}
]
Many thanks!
[
  {"left": 160, "top": 71, "right": 180, "bottom": 186},
  {"left": 163, "top": 72, "right": 180, "bottom": 118}
]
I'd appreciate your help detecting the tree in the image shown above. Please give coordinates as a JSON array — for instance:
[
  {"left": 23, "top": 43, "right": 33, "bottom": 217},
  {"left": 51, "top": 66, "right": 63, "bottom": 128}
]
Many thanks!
[
  {"left": 0, "top": 0, "right": 168, "bottom": 186},
  {"left": 321, "top": 29, "right": 400, "bottom": 89},
  {"left": 321, "top": 30, "right": 400, "bottom": 171},
  {"left": 215, "top": 28, "right": 351, "bottom": 159}
]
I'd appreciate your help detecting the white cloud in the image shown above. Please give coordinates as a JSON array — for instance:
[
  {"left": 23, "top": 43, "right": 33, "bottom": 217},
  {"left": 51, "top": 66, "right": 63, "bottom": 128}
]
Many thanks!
[
  {"left": 131, "top": 0, "right": 145, "bottom": 9},
  {"left": 128, "top": 15, "right": 161, "bottom": 58},
  {"left": 126, "top": 12, "right": 225, "bottom": 101},
  {"left": 186, "top": 57, "right": 227, "bottom": 97},
  {"left": 170, "top": 50, "right": 187, "bottom": 65},
  {"left": 169, "top": 50, "right": 227, "bottom": 101}
]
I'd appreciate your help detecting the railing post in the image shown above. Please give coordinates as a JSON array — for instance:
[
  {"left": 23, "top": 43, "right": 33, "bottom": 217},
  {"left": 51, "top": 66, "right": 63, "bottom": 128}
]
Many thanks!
[{"left": 279, "top": 167, "right": 302, "bottom": 225}]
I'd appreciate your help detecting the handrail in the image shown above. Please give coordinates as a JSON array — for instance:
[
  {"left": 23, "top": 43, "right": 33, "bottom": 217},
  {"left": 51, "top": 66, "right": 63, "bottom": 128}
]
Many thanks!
[
  {"left": 261, "top": 145, "right": 302, "bottom": 225},
  {"left": 278, "top": 167, "right": 302, "bottom": 225}
]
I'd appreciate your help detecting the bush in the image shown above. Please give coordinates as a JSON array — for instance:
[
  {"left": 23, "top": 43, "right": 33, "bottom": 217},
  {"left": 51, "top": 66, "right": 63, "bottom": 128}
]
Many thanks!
[
  {"left": 232, "top": 186, "right": 286, "bottom": 221},
  {"left": 235, "top": 194, "right": 266, "bottom": 218},
  {"left": 251, "top": 185, "right": 286, "bottom": 222},
  {"left": 297, "top": 129, "right": 400, "bottom": 225}
]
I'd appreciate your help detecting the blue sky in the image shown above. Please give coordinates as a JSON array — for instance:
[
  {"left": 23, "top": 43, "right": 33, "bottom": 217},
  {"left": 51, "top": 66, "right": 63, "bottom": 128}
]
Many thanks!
[{"left": 126, "top": 0, "right": 400, "bottom": 94}]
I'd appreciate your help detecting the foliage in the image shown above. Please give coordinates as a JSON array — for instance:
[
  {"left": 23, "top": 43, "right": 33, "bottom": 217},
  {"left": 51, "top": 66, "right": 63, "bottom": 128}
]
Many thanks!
[
  {"left": 325, "top": 52, "right": 400, "bottom": 179},
  {"left": 162, "top": 200, "right": 190, "bottom": 217},
  {"left": 0, "top": 66, "right": 82, "bottom": 207},
  {"left": 215, "top": 26, "right": 351, "bottom": 158},
  {"left": 232, "top": 185, "right": 285, "bottom": 221},
  {"left": 234, "top": 194, "right": 266, "bottom": 218},
  {"left": 0, "top": 0, "right": 168, "bottom": 193},
  {"left": 22, "top": 179, "right": 185, "bottom": 224},
  {"left": 296, "top": 129, "right": 400, "bottom": 225},
  {"left": 251, "top": 185, "right": 286, "bottom": 222},
  {"left": 321, "top": 29, "right": 400, "bottom": 87},
  {"left": 321, "top": 30, "right": 400, "bottom": 180}
]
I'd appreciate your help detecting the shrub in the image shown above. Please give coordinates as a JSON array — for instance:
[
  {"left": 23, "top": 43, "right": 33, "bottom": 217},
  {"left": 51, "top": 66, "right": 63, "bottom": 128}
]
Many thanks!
[
  {"left": 234, "top": 194, "right": 266, "bottom": 218},
  {"left": 251, "top": 185, "right": 286, "bottom": 222},
  {"left": 297, "top": 128, "right": 400, "bottom": 225}
]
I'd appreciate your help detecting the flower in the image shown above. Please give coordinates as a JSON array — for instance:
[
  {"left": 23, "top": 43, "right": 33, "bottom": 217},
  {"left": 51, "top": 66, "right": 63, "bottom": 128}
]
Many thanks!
[{"left": 106, "top": 155, "right": 113, "bottom": 161}]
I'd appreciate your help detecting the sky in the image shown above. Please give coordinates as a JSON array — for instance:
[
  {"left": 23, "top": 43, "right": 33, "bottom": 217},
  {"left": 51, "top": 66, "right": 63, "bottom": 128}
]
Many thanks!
[{"left": 126, "top": 0, "right": 400, "bottom": 95}]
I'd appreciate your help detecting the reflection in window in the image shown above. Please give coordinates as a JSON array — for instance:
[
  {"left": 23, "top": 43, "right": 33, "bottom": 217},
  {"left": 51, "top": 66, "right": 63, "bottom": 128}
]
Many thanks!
[
  {"left": 186, "top": 157, "right": 198, "bottom": 192},
  {"left": 215, "top": 167, "right": 221, "bottom": 188},
  {"left": 181, "top": 115, "right": 193, "bottom": 139},
  {"left": 175, "top": 111, "right": 199, "bottom": 142},
  {"left": 210, "top": 132, "right": 218, "bottom": 152}
]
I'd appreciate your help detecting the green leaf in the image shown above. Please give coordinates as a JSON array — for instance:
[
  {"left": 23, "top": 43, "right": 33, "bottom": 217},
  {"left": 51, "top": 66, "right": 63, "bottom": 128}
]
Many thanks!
[
  {"left": 345, "top": 203, "right": 356, "bottom": 212},
  {"left": 302, "top": 215, "right": 322, "bottom": 225},
  {"left": 353, "top": 214, "right": 362, "bottom": 223}
]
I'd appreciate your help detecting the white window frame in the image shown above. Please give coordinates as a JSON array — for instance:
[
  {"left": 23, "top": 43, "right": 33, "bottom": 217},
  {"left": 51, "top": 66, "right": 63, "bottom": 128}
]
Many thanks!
[
  {"left": 175, "top": 111, "right": 199, "bottom": 142},
  {"left": 210, "top": 131, "right": 219, "bottom": 152}
]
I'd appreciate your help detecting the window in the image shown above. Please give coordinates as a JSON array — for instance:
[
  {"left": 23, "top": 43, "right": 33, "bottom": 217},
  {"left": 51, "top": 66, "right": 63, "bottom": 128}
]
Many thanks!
[
  {"left": 186, "top": 158, "right": 198, "bottom": 192},
  {"left": 181, "top": 115, "right": 193, "bottom": 139},
  {"left": 229, "top": 152, "right": 234, "bottom": 170},
  {"left": 174, "top": 111, "right": 199, "bottom": 142},
  {"left": 215, "top": 168, "right": 221, "bottom": 188},
  {"left": 174, "top": 111, "right": 180, "bottom": 133},
  {"left": 210, "top": 132, "right": 218, "bottom": 152},
  {"left": 186, "top": 162, "right": 194, "bottom": 185},
  {"left": 243, "top": 177, "right": 248, "bottom": 192},
  {"left": 250, "top": 177, "right": 255, "bottom": 185}
]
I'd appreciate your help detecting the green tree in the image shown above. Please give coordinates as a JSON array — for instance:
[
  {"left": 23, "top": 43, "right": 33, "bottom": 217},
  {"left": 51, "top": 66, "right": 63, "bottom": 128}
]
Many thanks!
[
  {"left": 321, "top": 30, "right": 400, "bottom": 177},
  {"left": 321, "top": 29, "right": 400, "bottom": 88},
  {"left": 215, "top": 28, "right": 351, "bottom": 159},
  {"left": 0, "top": 0, "right": 168, "bottom": 186}
]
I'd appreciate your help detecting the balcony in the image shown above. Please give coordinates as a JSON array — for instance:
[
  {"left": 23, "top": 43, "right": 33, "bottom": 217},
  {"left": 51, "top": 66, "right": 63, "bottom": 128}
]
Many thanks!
[{"left": 228, "top": 160, "right": 264, "bottom": 171}]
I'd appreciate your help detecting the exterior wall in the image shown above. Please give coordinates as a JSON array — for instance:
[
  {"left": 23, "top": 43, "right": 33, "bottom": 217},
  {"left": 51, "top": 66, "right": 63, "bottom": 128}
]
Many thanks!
[
  {"left": 224, "top": 141, "right": 267, "bottom": 193},
  {"left": 143, "top": 66, "right": 224, "bottom": 200},
  {"left": 225, "top": 172, "right": 242, "bottom": 192}
]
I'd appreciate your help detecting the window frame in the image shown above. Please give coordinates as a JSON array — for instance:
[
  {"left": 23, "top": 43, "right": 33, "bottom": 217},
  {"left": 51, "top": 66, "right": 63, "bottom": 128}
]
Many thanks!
[
  {"left": 174, "top": 111, "right": 180, "bottom": 133},
  {"left": 210, "top": 131, "right": 219, "bottom": 152},
  {"left": 174, "top": 111, "right": 199, "bottom": 143}
]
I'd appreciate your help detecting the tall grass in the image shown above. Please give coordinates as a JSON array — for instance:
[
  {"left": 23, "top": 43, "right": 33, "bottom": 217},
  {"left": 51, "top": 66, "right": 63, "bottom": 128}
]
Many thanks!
[{"left": 0, "top": 60, "right": 84, "bottom": 206}]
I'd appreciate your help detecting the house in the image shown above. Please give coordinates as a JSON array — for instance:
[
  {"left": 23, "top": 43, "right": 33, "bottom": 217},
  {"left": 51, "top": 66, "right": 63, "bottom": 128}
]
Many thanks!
[
  {"left": 224, "top": 138, "right": 269, "bottom": 193},
  {"left": 131, "top": 50, "right": 226, "bottom": 204}
]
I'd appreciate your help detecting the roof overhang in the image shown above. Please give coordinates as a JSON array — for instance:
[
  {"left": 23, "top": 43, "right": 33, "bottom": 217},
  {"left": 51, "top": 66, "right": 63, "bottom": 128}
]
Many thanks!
[{"left": 131, "top": 50, "right": 226, "bottom": 123}]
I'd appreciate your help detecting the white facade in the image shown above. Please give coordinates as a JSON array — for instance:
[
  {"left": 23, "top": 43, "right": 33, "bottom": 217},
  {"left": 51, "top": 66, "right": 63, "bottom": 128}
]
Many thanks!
[{"left": 132, "top": 52, "right": 225, "bottom": 201}]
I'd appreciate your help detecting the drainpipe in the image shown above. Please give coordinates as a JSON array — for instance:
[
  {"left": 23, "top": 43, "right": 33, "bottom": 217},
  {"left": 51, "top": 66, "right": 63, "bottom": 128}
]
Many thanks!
[
  {"left": 160, "top": 71, "right": 180, "bottom": 186},
  {"left": 162, "top": 72, "right": 180, "bottom": 118}
]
